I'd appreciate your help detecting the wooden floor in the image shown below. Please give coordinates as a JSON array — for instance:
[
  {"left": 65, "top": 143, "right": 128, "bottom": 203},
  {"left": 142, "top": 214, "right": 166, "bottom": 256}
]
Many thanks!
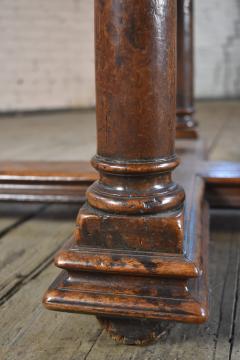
[{"left": 0, "top": 100, "right": 240, "bottom": 360}]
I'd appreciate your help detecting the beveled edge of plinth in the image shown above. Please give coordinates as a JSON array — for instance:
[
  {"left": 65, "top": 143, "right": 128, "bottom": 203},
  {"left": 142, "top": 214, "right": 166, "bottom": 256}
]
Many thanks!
[
  {"left": 43, "top": 266, "right": 208, "bottom": 324},
  {"left": 54, "top": 244, "right": 200, "bottom": 278},
  {"left": 43, "top": 175, "right": 209, "bottom": 324},
  {"left": 52, "top": 175, "right": 205, "bottom": 279}
]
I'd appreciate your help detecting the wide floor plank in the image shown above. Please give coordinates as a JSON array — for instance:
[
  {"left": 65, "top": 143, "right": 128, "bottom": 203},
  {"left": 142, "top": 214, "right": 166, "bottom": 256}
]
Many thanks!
[
  {"left": 0, "top": 110, "right": 96, "bottom": 161},
  {"left": 0, "top": 204, "right": 78, "bottom": 302},
  {"left": 0, "top": 265, "right": 102, "bottom": 360},
  {"left": 197, "top": 100, "right": 238, "bottom": 155},
  {"left": 209, "top": 108, "right": 240, "bottom": 162},
  {"left": 0, "top": 203, "right": 42, "bottom": 234}
]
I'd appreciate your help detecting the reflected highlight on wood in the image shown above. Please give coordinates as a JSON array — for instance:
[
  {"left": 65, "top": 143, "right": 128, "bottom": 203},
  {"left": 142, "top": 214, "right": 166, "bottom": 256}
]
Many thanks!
[{"left": 43, "top": 0, "right": 208, "bottom": 345}]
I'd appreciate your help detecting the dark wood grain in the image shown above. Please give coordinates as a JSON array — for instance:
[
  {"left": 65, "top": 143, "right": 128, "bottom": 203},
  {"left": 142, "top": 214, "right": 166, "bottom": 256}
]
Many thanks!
[
  {"left": 43, "top": 0, "right": 208, "bottom": 345},
  {"left": 176, "top": 0, "right": 198, "bottom": 138},
  {"left": 44, "top": 167, "right": 209, "bottom": 323}
]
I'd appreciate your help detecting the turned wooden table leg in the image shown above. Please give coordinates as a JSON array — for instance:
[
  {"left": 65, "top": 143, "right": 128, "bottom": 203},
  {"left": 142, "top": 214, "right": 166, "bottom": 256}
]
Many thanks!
[
  {"left": 176, "top": 0, "right": 198, "bottom": 138},
  {"left": 44, "top": 0, "right": 208, "bottom": 345},
  {"left": 87, "top": 0, "right": 184, "bottom": 343}
]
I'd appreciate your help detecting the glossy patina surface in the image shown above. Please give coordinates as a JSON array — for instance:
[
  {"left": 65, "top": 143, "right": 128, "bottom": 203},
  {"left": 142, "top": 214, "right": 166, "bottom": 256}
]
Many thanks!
[
  {"left": 95, "top": 0, "right": 176, "bottom": 160},
  {"left": 43, "top": 0, "right": 207, "bottom": 345}
]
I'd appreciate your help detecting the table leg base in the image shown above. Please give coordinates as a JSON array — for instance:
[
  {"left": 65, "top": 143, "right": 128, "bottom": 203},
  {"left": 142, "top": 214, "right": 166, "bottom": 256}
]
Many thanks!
[
  {"left": 97, "top": 316, "right": 172, "bottom": 345},
  {"left": 43, "top": 183, "right": 208, "bottom": 344}
]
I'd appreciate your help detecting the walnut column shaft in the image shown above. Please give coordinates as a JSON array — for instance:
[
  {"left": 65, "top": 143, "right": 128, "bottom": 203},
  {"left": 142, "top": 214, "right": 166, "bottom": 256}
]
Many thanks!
[
  {"left": 95, "top": 0, "right": 176, "bottom": 161},
  {"left": 176, "top": 0, "right": 197, "bottom": 137}
]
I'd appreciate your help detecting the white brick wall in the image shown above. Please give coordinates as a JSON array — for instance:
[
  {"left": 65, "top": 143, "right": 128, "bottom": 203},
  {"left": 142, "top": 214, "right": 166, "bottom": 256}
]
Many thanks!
[
  {"left": 0, "top": 0, "right": 239, "bottom": 112},
  {"left": 0, "top": 0, "right": 95, "bottom": 111},
  {"left": 195, "top": 0, "right": 240, "bottom": 98}
]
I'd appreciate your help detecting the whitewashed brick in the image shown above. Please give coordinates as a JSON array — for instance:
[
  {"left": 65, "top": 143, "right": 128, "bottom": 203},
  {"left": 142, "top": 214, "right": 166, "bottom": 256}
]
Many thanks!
[{"left": 0, "top": 0, "right": 239, "bottom": 111}]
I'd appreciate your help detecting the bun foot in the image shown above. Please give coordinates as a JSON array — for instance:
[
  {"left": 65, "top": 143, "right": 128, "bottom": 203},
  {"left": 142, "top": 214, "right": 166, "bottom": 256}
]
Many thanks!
[{"left": 97, "top": 316, "right": 173, "bottom": 345}]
